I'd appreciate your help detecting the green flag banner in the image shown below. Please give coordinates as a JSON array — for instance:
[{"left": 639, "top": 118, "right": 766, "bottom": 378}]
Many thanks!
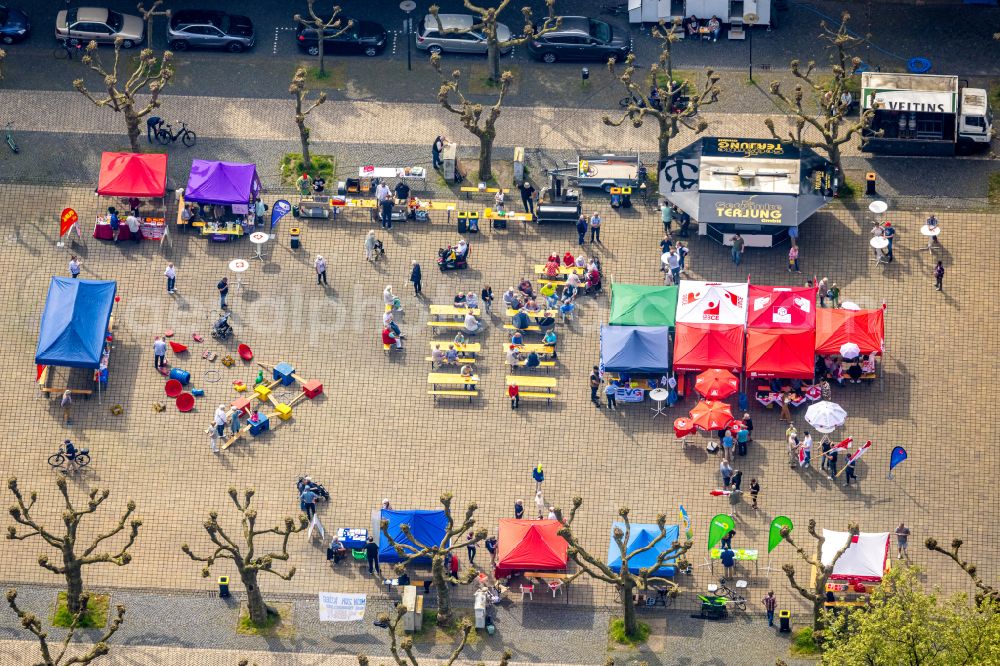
[
  {"left": 707, "top": 514, "right": 735, "bottom": 551},
  {"left": 768, "top": 516, "right": 794, "bottom": 553}
]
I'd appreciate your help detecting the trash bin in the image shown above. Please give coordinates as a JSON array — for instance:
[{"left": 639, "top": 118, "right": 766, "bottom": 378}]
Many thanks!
[
  {"left": 218, "top": 576, "right": 230, "bottom": 598},
  {"left": 457, "top": 212, "right": 468, "bottom": 233},
  {"left": 865, "top": 172, "right": 877, "bottom": 196},
  {"left": 778, "top": 609, "right": 791, "bottom": 632},
  {"left": 290, "top": 227, "right": 301, "bottom": 249}
]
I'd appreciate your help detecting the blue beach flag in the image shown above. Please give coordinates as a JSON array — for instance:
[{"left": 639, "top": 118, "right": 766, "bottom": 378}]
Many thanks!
[
  {"left": 270, "top": 199, "right": 292, "bottom": 233},
  {"left": 888, "top": 446, "right": 907, "bottom": 479}
]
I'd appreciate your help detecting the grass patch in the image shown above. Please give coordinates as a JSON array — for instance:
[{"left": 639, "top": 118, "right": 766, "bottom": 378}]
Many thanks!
[
  {"left": 654, "top": 69, "right": 700, "bottom": 95},
  {"left": 989, "top": 81, "right": 1000, "bottom": 114},
  {"left": 468, "top": 65, "right": 520, "bottom": 95},
  {"left": 236, "top": 601, "right": 294, "bottom": 637},
  {"left": 838, "top": 176, "right": 859, "bottom": 200},
  {"left": 819, "top": 73, "right": 861, "bottom": 98},
  {"left": 988, "top": 171, "right": 1000, "bottom": 205},
  {"left": 52, "top": 592, "right": 109, "bottom": 629},
  {"left": 789, "top": 627, "right": 822, "bottom": 656},
  {"left": 280, "top": 153, "right": 336, "bottom": 185},
  {"left": 406, "top": 610, "right": 481, "bottom": 646},
  {"left": 608, "top": 617, "right": 651, "bottom": 647},
  {"left": 300, "top": 63, "right": 347, "bottom": 91}
]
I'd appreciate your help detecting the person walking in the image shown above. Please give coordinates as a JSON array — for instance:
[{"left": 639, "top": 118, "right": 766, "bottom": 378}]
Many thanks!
[
  {"left": 217, "top": 277, "right": 229, "bottom": 310},
  {"left": 720, "top": 459, "right": 733, "bottom": 487},
  {"left": 575, "top": 215, "right": 588, "bottom": 246},
  {"left": 730, "top": 469, "right": 743, "bottom": 491},
  {"left": 779, "top": 392, "right": 793, "bottom": 422},
  {"left": 125, "top": 212, "right": 141, "bottom": 243},
  {"left": 801, "top": 431, "right": 813, "bottom": 468},
  {"left": 532, "top": 463, "right": 544, "bottom": 490},
  {"left": 817, "top": 277, "right": 829, "bottom": 307},
  {"left": 153, "top": 336, "right": 167, "bottom": 369},
  {"left": 589, "top": 211, "right": 602, "bottom": 243},
  {"left": 432, "top": 135, "right": 445, "bottom": 170},
  {"left": 820, "top": 435, "right": 831, "bottom": 474},
  {"left": 164, "top": 262, "right": 177, "bottom": 294},
  {"left": 843, "top": 458, "right": 857, "bottom": 487},
  {"left": 722, "top": 429, "right": 735, "bottom": 462},
  {"left": 514, "top": 498, "right": 525, "bottom": 519},
  {"left": 299, "top": 487, "right": 318, "bottom": 520},
  {"left": 466, "top": 533, "right": 478, "bottom": 565},
  {"left": 730, "top": 233, "right": 744, "bottom": 265},
  {"left": 533, "top": 490, "right": 546, "bottom": 519},
  {"left": 365, "top": 230, "right": 377, "bottom": 262},
  {"left": 604, "top": 380, "right": 617, "bottom": 410},
  {"left": 749, "top": 478, "right": 760, "bottom": 509},
  {"left": 827, "top": 448, "right": 839, "bottom": 480},
  {"left": 61, "top": 390, "right": 73, "bottom": 425},
  {"left": 677, "top": 242, "right": 689, "bottom": 274},
  {"left": 314, "top": 255, "right": 328, "bottom": 286},
  {"left": 211, "top": 404, "right": 226, "bottom": 454},
  {"left": 736, "top": 426, "right": 749, "bottom": 456},
  {"left": 508, "top": 382, "right": 520, "bottom": 409},
  {"left": 519, "top": 180, "right": 536, "bottom": 214},
  {"left": 481, "top": 285, "right": 493, "bottom": 315},
  {"left": 364, "top": 536, "right": 382, "bottom": 577},
  {"left": 589, "top": 366, "right": 601, "bottom": 406},
  {"left": 485, "top": 534, "right": 498, "bottom": 566},
  {"left": 68, "top": 256, "right": 81, "bottom": 278},
  {"left": 661, "top": 202, "right": 673, "bottom": 235},
  {"left": 666, "top": 250, "right": 681, "bottom": 286},
  {"left": 762, "top": 591, "right": 778, "bottom": 627},
  {"left": 409, "top": 260, "right": 422, "bottom": 296},
  {"left": 895, "top": 523, "right": 910, "bottom": 559},
  {"left": 788, "top": 245, "right": 800, "bottom": 272},
  {"left": 934, "top": 261, "right": 944, "bottom": 291},
  {"left": 883, "top": 221, "right": 895, "bottom": 261}
]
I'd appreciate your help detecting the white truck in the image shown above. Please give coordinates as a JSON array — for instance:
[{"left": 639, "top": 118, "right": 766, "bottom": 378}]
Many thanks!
[{"left": 860, "top": 72, "right": 993, "bottom": 156}]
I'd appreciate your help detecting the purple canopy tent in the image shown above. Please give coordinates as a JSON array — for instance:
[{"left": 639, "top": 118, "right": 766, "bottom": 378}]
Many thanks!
[{"left": 184, "top": 160, "right": 261, "bottom": 205}]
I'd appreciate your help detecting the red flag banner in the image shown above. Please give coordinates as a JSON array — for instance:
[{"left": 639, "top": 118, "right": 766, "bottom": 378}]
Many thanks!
[{"left": 60, "top": 208, "right": 78, "bottom": 237}]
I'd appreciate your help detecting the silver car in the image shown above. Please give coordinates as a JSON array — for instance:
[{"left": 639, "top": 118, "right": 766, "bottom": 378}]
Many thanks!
[
  {"left": 167, "top": 10, "right": 254, "bottom": 52},
  {"left": 55, "top": 7, "right": 144, "bottom": 48},
  {"left": 415, "top": 13, "right": 511, "bottom": 56}
]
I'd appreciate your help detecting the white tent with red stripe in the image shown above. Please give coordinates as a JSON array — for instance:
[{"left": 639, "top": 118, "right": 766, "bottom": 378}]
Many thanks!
[{"left": 821, "top": 530, "right": 890, "bottom": 583}]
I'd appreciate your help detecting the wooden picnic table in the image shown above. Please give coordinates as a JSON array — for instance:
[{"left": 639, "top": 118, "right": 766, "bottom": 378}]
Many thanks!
[
  {"left": 483, "top": 207, "right": 532, "bottom": 223},
  {"left": 429, "top": 304, "right": 481, "bottom": 319},
  {"left": 506, "top": 308, "right": 557, "bottom": 318},
  {"left": 534, "top": 264, "right": 584, "bottom": 275},
  {"left": 505, "top": 344, "right": 554, "bottom": 355},
  {"left": 428, "top": 373, "right": 479, "bottom": 389},
  {"left": 429, "top": 342, "right": 481, "bottom": 354},
  {"left": 505, "top": 375, "right": 556, "bottom": 390}
]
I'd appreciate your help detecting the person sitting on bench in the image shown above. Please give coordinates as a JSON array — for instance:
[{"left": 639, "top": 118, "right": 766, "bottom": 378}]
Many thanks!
[
  {"left": 707, "top": 15, "right": 721, "bottom": 42},
  {"left": 512, "top": 310, "right": 531, "bottom": 332},
  {"left": 510, "top": 330, "right": 524, "bottom": 346},
  {"left": 685, "top": 15, "right": 700, "bottom": 37},
  {"left": 327, "top": 536, "right": 347, "bottom": 564},
  {"left": 525, "top": 351, "right": 541, "bottom": 369},
  {"left": 518, "top": 277, "right": 535, "bottom": 299},
  {"left": 463, "top": 312, "right": 481, "bottom": 335},
  {"left": 506, "top": 345, "right": 522, "bottom": 365}
]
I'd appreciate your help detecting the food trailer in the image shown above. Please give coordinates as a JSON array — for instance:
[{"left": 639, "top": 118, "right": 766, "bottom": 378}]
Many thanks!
[{"left": 628, "top": 0, "right": 771, "bottom": 29}]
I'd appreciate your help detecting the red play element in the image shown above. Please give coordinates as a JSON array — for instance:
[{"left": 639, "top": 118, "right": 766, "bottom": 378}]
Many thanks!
[
  {"left": 165, "top": 379, "right": 183, "bottom": 397},
  {"left": 231, "top": 396, "right": 253, "bottom": 415},
  {"left": 302, "top": 379, "right": 323, "bottom": 398},
  {"left": 192, "top": 333, "right": 203, "bottom": 342},
  {"left": 36, "top": 365, "right": 45, "bottom": 381},
  {"left": 164, "top": 329, "right": 174, "bottom": 337},
  {"left": 175, "top": 392, "right": 195, "bottom": 412},
  {"left": 237, "top": 344, "right": 253, "bottom": 361},
  {"left": 168, "top": 341, "right": 188, "bottom": 353},
  {"left": 156, "top": 365, "right": 170, "bottom": 376}
]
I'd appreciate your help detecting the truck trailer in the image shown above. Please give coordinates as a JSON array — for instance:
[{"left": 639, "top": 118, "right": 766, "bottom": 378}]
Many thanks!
[{"left": 860, "top": 72, "right": 993, "bottom": 156}]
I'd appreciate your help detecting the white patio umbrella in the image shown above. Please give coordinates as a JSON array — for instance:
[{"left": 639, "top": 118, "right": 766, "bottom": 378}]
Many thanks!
[
  {"left": 840, "top": 342, "right": 861, "bottom": 359},
  {"left": 805, "top": 401, "right": 848, "bottom": 433}
]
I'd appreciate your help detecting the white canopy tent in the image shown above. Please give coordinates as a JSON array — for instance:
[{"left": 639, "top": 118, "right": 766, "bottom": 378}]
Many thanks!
[{"left": 821, "top": 530, "right": 890, "bottom": 583}]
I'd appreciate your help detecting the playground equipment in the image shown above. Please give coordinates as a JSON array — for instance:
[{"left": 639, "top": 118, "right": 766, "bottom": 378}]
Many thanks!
[{"left": 203, "top": 360, "right": 324, "bottom": 451}]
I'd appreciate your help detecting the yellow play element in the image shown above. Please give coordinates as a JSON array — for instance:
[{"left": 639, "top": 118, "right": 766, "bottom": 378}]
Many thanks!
[
  {"left": 275, "top": 403, "right": 292, "bottom": 420},
  {"left": 254, "top": 384, "right": 271, "bottom": 400},
  {"left": 234, "top": 381, "right": 247, "bottom": 392}
]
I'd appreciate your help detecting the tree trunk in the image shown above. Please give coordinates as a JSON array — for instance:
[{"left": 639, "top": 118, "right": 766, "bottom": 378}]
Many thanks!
[
  {"left": 124, "top": 105, "right": 141, "bottom": 153},
  {"left": 297, "top": 120, "right": 313, "bottom": 171},
  {"left": 477, "top": 133, "right": 494, "bottom": 183},
  {"left": 318, "top": 39, "right": 326, "bottom": 76},
  {"left": 487, "top": 40, "right": 501, "bottom": 83},
  {"left": 64, "top": 563, "right": 85, "bottom": 615},
  {"left": 240, "top": 568, "right": 271, "bottom": 626},
  {"left": 620, "top": 580, "right": 639, "bottom": 638},
  {"left": 657, "top": 120, "right": 672, "bottom": 167},
  {"left": 828, "top": 144, "right": 843, "bottom": 185},
  {"left": 431, "top": 554, "right": 451, "bottom": 625}
]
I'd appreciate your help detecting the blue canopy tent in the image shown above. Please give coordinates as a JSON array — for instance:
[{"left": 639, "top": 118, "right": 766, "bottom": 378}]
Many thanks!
[
  {"left": 377, "top": 509, "right": 448, "bottom": 563},
  {"left": 607, "top": 522, "right": 680, "bottom": 577},
  {"left": 35, "top": 278, "right": 117, "bottom": 368},
  {"left": 599, "top": 325, "right": 671, "bottom": 373}
]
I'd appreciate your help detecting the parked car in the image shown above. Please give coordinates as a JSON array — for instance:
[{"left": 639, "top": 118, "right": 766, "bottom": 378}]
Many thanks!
[
  {"left": 295, "top": 19, "right": 387, "bottom": 57},
  {"left": 167, "top": 10, "right": 254, "bottom": 52},
  {"left": 0, "top": 5, "right": 30, "bottom": 44},
  {"left": 415, "top": 13, "right": 511, "bottom": 56},
  {"left": 54, "top": 7, "right": 144, "bottom": 48},
  {"left": 527, "top": 16, "right": 629, "bottom": 64}
]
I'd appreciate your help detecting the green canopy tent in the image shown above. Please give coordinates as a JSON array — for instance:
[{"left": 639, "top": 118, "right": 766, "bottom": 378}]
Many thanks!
[{"left": 609, "top": 284, "right": 678, "bottom": 327}]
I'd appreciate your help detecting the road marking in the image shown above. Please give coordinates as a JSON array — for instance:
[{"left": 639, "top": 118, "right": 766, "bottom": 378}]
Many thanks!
[
  {"left": 273, "top": 26, "right": 294, "bottom": 56},
  {"left": 391, "top": 30, "right": 398, "bottom": 56}
]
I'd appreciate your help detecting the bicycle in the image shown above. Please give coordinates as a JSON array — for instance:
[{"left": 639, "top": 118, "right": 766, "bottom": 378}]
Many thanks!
[
  {"left": 53, "top": 39, "right": 83, "bottom": 60},
  {"left": 48, "top": 445, "right": 91, "bottom": 473},
  {"left": 154, "top": 120, "right": 197, "bottom": 147},
  {"left": 4, "top": 122, "right": 17, "bottom": 154},
  {"left": 716, "top": 578, "right": 747, "bottom": 611}
]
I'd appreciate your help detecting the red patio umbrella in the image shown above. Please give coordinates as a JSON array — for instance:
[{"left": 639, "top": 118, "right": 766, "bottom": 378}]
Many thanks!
[
  {"left": 689, "top": 400, "right": 734, "bottom": 432},
  {"left": 673, "top": 417, "right": 695, "bottom": 439},
  {"left": 695, "top": 368, "right": 739, "bottom": 400}
]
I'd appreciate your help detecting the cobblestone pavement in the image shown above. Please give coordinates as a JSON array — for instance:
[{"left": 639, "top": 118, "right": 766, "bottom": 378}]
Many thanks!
[{"left": 0, "top": 164, "right": 996, "bottom": 663}]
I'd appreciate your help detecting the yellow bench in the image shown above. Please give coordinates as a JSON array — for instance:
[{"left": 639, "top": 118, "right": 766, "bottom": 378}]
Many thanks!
[
  {"left": 428, "top": 321, "right": 470, "bottom": 332},
  {"left": 428, "top": 389, "right": 478, "bottom": 402},
  {"left": 506, "top": 360, "right": 556, "bottom": 371},
  {"left": 503, "top": 324, "right": 542, "bottom": 333},
  {"left": 461, "top": 186, "right": 509, "bottom": 199},
  {"left": 426, "top": 356, "right": 476, "bottom": 367},
  {"left": 429, "top": 342, "right": 480, "bottom": 354},
  {"left": 506, "top": 390, "right": 556, "bottom": 404},
  {"left": 534, "top": 264, "right": 584, "bottom": 275},
  {"left": 505, "top": 344, "right": 554, "bottom": 355}
]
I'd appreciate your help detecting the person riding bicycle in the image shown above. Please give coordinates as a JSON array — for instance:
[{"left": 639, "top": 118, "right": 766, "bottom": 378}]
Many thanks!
[
  {"left": 64, "top": 439, "right": 78, "bottom": 461},
  {"left": 146, "top": 116, "right": 163, "bottom": 144}
]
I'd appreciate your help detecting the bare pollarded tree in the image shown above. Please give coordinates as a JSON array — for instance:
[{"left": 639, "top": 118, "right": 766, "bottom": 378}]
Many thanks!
[{"left": 294, "top": 1, "right": 352, "bottom": 76}]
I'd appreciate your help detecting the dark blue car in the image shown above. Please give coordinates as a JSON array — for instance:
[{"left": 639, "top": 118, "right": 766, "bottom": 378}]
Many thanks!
[{"left": 0, "top": 5, "right": 29, "bottom": 44}]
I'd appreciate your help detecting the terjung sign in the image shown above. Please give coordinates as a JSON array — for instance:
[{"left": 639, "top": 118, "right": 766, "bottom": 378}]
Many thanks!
[
  {"left": 702, "top": 137, "right": 799, "bottom": 159},
  {"left": 702, "top": 193, "right": 791, "bottom": 225}
]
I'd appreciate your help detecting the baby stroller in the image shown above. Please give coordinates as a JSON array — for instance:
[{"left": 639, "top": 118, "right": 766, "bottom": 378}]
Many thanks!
[
  {"left": 372, "top": 238, "right": 386, "bottom": 262},
  {"left": 438, "top": 244, "right": 470, "bottom": 271},
  {"left": 297, "top": 476, "right": 330, "bottom": 500},
  {"left": 211, "top": 312, "right": 233, "bottom": 340}
]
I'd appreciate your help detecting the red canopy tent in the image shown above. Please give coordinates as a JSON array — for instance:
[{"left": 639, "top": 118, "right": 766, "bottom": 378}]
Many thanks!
[
  {"left": 745, "top": 329, "right": 815, "bottom": 379},
  {"left": 815, "top": 308, "right": 885, "bottom": 355},
  {"left": 97, "top": 152, "right": 167, "bottom": 197},
  {"left": 672, "top": 323, "right": 744, "bottom": 372},
  {"left": 745, "top": 285, "right": 817, "bottom": 378},
  {"left": 494, "top": 519, "right": 568, "bottom": 579}
]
